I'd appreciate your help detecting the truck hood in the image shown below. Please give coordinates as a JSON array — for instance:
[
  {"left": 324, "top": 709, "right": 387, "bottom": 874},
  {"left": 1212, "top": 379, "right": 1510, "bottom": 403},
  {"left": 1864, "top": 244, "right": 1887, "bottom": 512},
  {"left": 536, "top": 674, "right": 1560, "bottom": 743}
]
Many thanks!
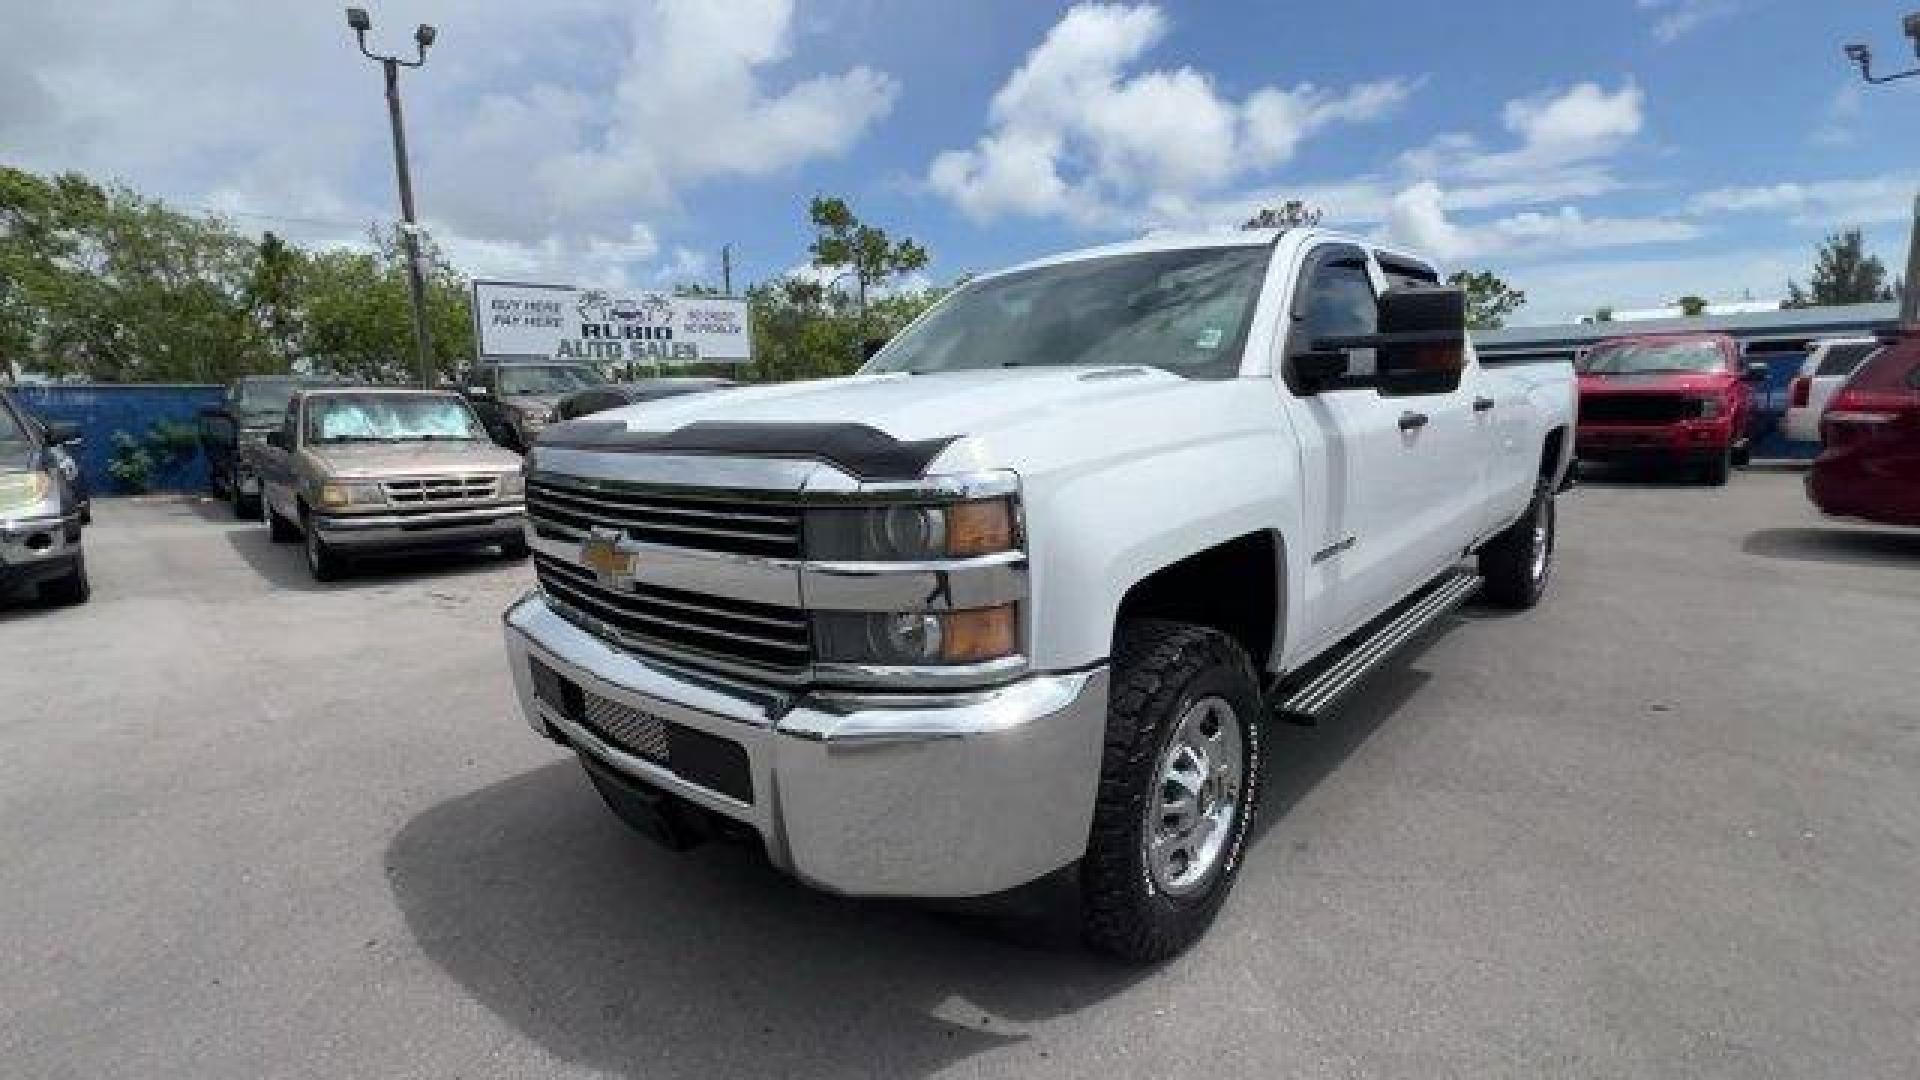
[
  {"left": 308, "top": 440, "right": 521, "bottom": 479},
  {"left": 588, "top": 367, "right": 1196, "bottom": 443},
  {"left": 1579, "top": 371, "right": 1730, "bottom": 394},
  {"left": 563, "top": 365, "right": 1264, "bottom": 480}
]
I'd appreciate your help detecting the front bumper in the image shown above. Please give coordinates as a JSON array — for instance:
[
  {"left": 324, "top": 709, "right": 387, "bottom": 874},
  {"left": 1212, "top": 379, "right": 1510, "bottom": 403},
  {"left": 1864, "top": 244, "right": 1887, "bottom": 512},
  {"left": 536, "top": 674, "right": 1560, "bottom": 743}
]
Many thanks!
[
  {"left": 314, "top": 504, "right": 525, "bottom": 551},
  {"left": 0, "top": 510, "right": 83, "bottom": 589},
  {"left": 503, "top": 591, "right": 1109, "bottom": 897},
  {"left": 1577, "top": 420, "right": 1733, "bottom": 461}
]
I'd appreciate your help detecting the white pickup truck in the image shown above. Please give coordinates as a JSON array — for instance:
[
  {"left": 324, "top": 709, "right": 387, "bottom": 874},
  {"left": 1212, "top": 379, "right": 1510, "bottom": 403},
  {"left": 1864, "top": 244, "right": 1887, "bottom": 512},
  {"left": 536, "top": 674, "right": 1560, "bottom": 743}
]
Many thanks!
[{"left": 502, "top": 228, "right": 1576, "bottom": 961}]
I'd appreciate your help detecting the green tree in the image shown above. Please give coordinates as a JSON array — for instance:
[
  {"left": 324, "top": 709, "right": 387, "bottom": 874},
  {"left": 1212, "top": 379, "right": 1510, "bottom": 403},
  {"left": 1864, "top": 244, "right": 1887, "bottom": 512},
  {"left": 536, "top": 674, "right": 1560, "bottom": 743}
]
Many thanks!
[
  {"left": 806, "top": 196, "right": 928, "bottom": 343},
  {"left": 1241, "top": 200, "right": 1323, "bottom": 230},
  {"left": 1676, "top": 295, "right": 1708, "bottom": 318},
  {"left": 246, "top": 231, "right": 307, "bottom": 369},
  {"left": 1446, "top": 269, "right": 1527, "bottom": 329},
  {"left": 1784, "top": 229, "right": 1897, "bottom": 308},
  {"left": 299, "top": 225, "right": 472, "bottom": 384}
]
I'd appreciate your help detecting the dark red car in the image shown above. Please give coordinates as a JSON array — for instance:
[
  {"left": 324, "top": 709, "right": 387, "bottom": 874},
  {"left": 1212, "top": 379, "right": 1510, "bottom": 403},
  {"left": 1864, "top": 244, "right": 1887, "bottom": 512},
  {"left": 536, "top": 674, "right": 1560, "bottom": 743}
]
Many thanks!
[
  {"left": 1808, "top": 335, "right": 1920, "bottom": 527},
  {"left": 1575, "top": 332, "right": 1769, "bottom": 484}
]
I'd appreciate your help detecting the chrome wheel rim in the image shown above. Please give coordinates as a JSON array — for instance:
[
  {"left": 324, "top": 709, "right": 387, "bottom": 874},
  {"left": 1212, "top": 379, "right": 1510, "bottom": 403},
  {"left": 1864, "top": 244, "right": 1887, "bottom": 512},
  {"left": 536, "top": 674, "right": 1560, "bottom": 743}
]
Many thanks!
[
  {"left": 1529, "top": 494, "right": 1554, "bottom": 584},
  {"left": 1143, "top": 695, "right": 1244, "bottom": 897}
]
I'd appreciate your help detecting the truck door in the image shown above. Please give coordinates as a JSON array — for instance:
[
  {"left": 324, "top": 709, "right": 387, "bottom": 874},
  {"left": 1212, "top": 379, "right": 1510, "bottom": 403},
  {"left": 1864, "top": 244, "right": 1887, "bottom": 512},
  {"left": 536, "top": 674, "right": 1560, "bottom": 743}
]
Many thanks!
[
  {"left": 1368, "top": 252, "right": 1490, "bottom": 583},
  {"left": 1277, "top": 244, "right": 1404, "bottom": 644}
]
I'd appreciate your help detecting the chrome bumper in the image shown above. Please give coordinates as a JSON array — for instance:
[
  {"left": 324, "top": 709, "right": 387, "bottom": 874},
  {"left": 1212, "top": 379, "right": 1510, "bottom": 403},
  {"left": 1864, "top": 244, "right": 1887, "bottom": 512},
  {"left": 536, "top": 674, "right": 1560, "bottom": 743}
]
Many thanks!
[
  {"left": 314, "top": 505, "right": 524, "bottom": 550},
  {"left": 503, "top": 591, "right": 1109, "bottom": 897}
]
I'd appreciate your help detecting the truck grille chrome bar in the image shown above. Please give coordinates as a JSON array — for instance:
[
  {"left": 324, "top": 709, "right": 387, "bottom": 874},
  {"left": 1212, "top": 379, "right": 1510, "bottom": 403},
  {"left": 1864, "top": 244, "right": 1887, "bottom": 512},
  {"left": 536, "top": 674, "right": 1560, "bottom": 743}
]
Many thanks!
[
  {"left": 533, "top": 551, "right": 811, "bottom": 678},
  {"left": 527, "top": 476, "right": 802, "bottom": 558},
  {"left": 382, "top": 475, "right": 501, "bottom": 504}
]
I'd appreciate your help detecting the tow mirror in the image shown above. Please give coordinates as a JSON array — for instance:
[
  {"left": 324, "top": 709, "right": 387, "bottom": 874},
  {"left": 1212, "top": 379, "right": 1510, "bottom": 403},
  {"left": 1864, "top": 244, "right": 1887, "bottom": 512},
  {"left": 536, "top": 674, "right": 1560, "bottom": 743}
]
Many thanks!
[
  {"left": 44, "top": 420, "right": 82, "bottom": 446},
  {"left": 1742, "top": 361, "right": 1770, "bottom": 384},
  {"left": 861, "top": 337, "right": 889, "bottom": 362},
  {"left": 1307, "top": 284, "right": 1468, "bottom": 395}
]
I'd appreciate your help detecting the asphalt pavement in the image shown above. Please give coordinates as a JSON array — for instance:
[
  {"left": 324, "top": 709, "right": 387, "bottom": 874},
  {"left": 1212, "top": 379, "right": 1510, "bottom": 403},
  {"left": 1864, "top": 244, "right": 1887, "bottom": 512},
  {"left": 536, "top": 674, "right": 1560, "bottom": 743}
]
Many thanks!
[{"left": 4, "top": 471, "right": 1918, "bottom": 1078}]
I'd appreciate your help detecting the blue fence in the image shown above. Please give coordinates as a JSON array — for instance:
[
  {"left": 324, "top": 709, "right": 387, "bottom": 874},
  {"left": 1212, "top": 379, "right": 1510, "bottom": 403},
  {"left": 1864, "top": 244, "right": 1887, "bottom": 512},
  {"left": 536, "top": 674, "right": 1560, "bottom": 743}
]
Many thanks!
[{"left": 11, "top": 383, "right": 223, "bottom": 494}]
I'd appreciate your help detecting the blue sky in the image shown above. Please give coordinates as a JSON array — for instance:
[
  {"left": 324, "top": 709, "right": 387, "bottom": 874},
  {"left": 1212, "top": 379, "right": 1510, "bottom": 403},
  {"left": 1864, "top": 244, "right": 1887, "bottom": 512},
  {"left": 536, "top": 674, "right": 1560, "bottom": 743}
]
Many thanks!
[{"left": 5, "top": 0, "right": 1919, "bottom": 323}]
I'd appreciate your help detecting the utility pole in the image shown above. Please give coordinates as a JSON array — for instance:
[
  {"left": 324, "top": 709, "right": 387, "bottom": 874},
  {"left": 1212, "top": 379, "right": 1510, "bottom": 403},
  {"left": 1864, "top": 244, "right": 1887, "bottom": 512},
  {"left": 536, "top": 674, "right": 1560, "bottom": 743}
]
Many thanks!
[
  {"left": 721, "top": 244, "right": 734, "bottom": 295},
  {"left": 1845, "top": 12, "right": 1920, "bottom": 327},
  {"left": 347, "top": 8, "right": 439, "bottom": 386}
]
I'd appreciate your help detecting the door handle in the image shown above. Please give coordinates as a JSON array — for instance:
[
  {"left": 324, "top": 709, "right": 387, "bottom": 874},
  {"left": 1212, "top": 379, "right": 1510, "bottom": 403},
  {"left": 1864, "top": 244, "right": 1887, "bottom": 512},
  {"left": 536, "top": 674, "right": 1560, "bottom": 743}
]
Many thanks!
[
  {"left": 1398, "top": 411, "right": 1429, "bottom": 431},
  {"left": 1473, "top": 396, "right": 1496, "bottom": 412}
]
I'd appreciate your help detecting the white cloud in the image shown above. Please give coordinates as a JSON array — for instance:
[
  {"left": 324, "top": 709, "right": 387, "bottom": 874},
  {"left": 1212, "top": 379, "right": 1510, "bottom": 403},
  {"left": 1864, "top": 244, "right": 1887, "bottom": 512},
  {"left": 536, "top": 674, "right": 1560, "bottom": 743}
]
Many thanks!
[
  {"left": 0, "top": 0, "right": 896, "bottom": 287},
  {"left": 1686, "top": 174, "right": 1918, "bottom": 227},
  {"left": 1811, "top": 83, "right": 1864, "bottom": 147},
  {"left": 1386, "top": 181, "right": 1695, "bottom": 261},
  {"left": 1637, "top": 0, "right": 1740, "bottom": 44},
  {"left": 1406, "top": 80, "right": 1644, "bottom": 184},
  {"left": 927, "top": 3, "right": 1412, "bottom": 224}
]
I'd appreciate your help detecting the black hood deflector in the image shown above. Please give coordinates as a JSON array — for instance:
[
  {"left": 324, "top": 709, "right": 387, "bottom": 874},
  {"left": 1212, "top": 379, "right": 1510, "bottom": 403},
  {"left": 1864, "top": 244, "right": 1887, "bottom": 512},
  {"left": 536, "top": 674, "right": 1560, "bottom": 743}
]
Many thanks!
[{"left": 534, "top": 420, "right": 957, "bottom": 481}]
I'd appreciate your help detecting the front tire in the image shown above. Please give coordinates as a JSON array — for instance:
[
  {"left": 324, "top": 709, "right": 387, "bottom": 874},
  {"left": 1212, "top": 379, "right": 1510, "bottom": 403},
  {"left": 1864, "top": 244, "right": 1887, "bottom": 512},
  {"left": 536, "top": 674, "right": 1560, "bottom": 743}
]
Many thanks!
[
  {"left": 1478, "top": 481, "right": 1555, "bottom": 609},
  {"left": 303, "top": 513, "right": 346, "bottom": 582},
  {"left": 1081, "top": 620, "right": 1264, "bottom": 963},
  {"left": 1700, "top": 447, "right": 1731, "bottom": 486},
  {"left": 38, "top": 551, "right": 91, "bottom": 606},
  {"left": 268, "top": 502, "right": 299, "bottom": 543}
]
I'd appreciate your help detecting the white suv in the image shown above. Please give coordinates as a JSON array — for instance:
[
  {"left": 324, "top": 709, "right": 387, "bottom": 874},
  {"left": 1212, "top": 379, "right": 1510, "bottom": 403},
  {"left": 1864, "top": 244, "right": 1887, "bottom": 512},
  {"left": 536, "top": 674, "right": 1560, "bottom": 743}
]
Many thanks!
[{"left": 1785, "top": 337, "right": 1882, "bottom": 443}]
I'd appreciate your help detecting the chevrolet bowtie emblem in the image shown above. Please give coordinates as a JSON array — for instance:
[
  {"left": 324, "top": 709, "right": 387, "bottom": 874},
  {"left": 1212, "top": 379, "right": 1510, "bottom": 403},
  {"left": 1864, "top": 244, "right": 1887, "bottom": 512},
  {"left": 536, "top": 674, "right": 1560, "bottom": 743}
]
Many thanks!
[{"left": 580, "top": 527, "right": 638, "bottom": 587}]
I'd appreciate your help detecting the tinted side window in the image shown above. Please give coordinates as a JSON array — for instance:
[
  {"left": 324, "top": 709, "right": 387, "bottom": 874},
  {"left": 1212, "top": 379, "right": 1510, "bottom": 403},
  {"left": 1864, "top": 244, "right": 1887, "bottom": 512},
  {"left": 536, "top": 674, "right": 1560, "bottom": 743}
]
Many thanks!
[
  {"left": 1816, "top": 342, "right": 1878, "bottom": 378},
  {"left": 1296, "top": 258, "right": 1378, "bottom": 383}
]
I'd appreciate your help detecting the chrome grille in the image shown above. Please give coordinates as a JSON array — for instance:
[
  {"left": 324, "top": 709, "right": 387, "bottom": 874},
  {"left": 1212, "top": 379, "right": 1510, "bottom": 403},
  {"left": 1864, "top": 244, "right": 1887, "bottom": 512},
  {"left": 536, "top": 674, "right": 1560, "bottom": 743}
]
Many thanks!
[
  {"left": 581, "top": 691, "right": 670, "bottom": 762},
  {"left": 527, "top": 476, "right": 801, "bottom": 558},
  {"left": 533, "top": 551, "right": 811, "bottom": 676},
  {"left": 383, "top": 475, "right": 501, "bottom": 504}
]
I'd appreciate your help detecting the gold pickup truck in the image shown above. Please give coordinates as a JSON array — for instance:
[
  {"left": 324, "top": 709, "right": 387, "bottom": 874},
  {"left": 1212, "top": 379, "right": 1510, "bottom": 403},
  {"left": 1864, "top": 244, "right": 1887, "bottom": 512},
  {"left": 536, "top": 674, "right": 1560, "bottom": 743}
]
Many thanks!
[{"left": 255, "top": 387, "right": 527, "bottom": 581}]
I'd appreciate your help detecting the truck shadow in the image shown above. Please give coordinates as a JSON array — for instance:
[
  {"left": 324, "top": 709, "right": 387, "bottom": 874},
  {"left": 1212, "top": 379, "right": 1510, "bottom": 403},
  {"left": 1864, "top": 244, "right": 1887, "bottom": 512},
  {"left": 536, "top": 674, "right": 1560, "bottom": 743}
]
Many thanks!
[
  {"left": 385, "top": 759, "right": 1142, "bottom": 1079},
  {"left": 1571, "top": 462, "right": 1714, "bottom": 488},
  {"left": 1742, "top": 526, "right": 1920, "bottom": 569},
  {"left": 1249, "top": 641, "right": 1434, "bottom": 848}
]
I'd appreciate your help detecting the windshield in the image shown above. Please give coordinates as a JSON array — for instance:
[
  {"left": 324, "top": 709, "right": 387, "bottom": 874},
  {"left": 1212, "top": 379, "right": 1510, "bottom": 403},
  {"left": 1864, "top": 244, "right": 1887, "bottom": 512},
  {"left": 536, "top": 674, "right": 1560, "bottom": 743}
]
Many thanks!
[
  {"left": 498, "top": 365, "right": 606, "bottom": 395},
  {"left": 305, "top": 394, "right": 483, "bottom": 443},
  {"left": 863, "top": 246, "right": 1271, "bottom": 380},
  {"left": 0, "top": 400, "right": 25, "bottom": 447},
  {"left": 237, "top": 379, "right": 303, "bottom": 419},
  {"left": 1580, "top": 340, "right": 1728, "bottom": 375}
]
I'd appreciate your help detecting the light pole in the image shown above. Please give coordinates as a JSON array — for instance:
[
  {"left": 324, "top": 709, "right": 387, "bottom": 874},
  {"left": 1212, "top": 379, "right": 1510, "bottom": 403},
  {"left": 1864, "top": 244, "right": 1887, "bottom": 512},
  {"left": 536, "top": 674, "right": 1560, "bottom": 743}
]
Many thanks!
[
  {"left": 1845, "top": 12, "right": 1920, "bottom": 327},
  {"left": 347, "top": 7, "right": 438, "bottom": 387}
]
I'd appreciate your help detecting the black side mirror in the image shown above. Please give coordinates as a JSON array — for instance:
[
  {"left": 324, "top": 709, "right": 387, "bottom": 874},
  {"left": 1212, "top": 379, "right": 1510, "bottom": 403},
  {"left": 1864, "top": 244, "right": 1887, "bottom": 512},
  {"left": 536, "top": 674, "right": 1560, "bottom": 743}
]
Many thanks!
[
  {"left": 1307, "top": 284, "right": 1468, "bottom": 395},
  {"left": 44, "top": 420, "right": 81, "bottom": 446},
  {"left": 861, "top": 337, "right": 889, "bottom": 362},
  {"left": 1742, "top": 361, "right": 1770, "bottom": 384}
]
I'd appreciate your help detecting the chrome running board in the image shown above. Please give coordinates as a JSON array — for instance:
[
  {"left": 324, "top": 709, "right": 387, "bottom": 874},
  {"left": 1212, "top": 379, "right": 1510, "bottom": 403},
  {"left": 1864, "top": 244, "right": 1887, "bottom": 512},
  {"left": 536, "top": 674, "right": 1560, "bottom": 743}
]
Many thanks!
[{"left": 1269, "top": 569, "right": 1481, "bottom": 725}]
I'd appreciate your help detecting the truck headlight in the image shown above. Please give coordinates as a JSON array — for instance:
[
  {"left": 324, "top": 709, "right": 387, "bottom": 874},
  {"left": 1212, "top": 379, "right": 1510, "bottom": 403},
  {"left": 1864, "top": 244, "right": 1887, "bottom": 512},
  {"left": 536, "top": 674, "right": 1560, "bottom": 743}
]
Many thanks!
[
  {"left": 814, "top": 605, "right": 1018, "bottom": 665},
  {"left": 318, "top": 481, "right": 385, "bottom": 508},
  {"left": 0, "top": 470, "right": 52, "bottom": 513},
  {"left": 805, "top": 498, "right": 1017, "bottom": 560}
]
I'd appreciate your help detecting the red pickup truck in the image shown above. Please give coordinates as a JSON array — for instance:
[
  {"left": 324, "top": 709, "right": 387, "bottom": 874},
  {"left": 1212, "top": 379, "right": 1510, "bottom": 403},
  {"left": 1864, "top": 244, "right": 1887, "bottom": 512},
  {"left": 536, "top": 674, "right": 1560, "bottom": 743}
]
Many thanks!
[{"left": 1575, "top": 332, "right": 1769, "bottom": 484}]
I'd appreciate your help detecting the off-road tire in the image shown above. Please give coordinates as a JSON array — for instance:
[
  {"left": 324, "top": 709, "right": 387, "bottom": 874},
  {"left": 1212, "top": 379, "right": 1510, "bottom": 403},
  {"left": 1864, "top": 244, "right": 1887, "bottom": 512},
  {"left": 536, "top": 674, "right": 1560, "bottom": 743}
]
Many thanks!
[
  {"left": 38, "top": 551, "right": 91, "bottom": 606},
  {"left": 1081, "top": 620, "right": 1264, "bottom": 963},
  {"left": 268, "top": 504, "right": 299, "bottom": 543},
  {"left": 1478, "top": 481, "right": 1555, "bottom": 609}
]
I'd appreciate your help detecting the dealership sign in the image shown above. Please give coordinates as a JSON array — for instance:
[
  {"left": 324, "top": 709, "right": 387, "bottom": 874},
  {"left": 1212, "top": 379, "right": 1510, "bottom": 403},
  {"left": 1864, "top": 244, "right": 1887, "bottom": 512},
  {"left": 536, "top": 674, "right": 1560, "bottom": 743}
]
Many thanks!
[{"left": 471, "top": 280, "right": 751, "bottom": 366}]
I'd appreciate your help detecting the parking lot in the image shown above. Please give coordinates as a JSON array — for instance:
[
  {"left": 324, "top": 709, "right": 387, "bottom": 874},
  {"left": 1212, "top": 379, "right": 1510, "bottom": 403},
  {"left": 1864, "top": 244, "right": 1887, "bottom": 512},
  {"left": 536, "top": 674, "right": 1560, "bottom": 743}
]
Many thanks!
[{"left": 4, "top": 471, "right": 1918, "bottom": 1078}]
